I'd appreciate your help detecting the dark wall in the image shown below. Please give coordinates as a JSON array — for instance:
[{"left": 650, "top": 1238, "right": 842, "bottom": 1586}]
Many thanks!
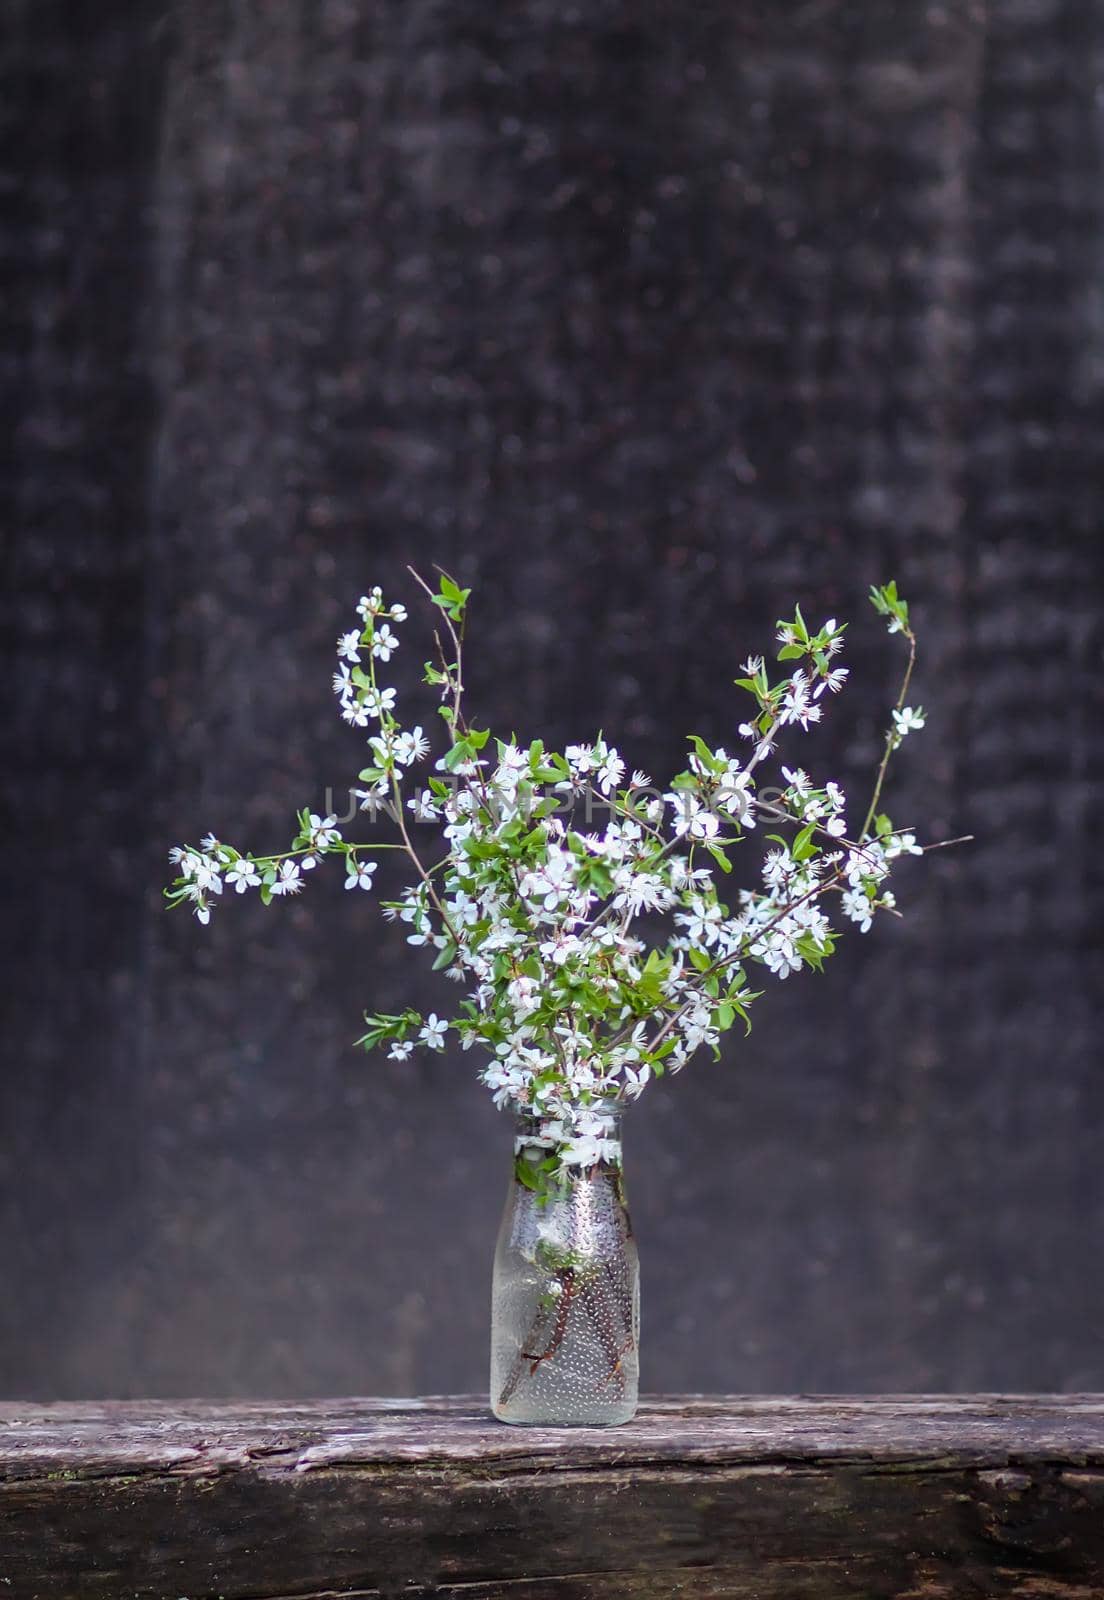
[{"left": 2, "top": 0, "right": 1102, "bottom": 1400}]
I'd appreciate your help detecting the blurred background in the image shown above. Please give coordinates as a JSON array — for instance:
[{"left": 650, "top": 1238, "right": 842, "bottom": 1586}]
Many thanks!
[{"left": 2, "top": 0, "right": 1102, "bottom": 1401}]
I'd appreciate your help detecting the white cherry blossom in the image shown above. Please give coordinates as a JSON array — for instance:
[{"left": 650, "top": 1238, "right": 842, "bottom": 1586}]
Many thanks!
[
  {"left": 271, "top": 861, "right": 303, "bottom": 896},
  {"left": 307, "top": 813, "right": 342, "bottom": 851},
  {"left": 371, "top": 624, "right": 398, "bottom": 661},
  {"left": 420, "top": 1014, "right": 448, "bottom": 1050},
  {"left": 892, "top": 705, "right": 926, "bottom": 737},
  {"left": 394, "top": 726, "right": 430, "bottom": 766},
  {"left": 226, "top": 858, "right": 261, "bottom": 893},
  {"left": 345, "top": 858, "right": 378, "bottom": 891},
  {"left": 167, "top": 575, "right": 936, "bottom": 1176}
]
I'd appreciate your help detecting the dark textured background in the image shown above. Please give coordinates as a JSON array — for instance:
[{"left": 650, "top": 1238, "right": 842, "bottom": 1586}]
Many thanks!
[{"left": 2, "top": 0, "right": 1102, "bottom": 1400}]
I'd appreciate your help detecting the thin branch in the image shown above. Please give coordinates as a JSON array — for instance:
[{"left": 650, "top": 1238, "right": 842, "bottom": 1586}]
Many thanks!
[
  {"left": 389, "top": 772, "right": 465, "bottom": 954},
  {"left": 642, "top": 821, "right": 973, "bottom": 1063},
  {"left": 407, "top": 564, "right": 465, "bottom": 729},
  {"left": 753, "top": 796, "right": 884, "bottom": 866},
  {"left": 642, "top": 861, "right": 853, "bottom": 1060},
  {"left": 860, "top": 628, "right": 917, "bottom": 842}
]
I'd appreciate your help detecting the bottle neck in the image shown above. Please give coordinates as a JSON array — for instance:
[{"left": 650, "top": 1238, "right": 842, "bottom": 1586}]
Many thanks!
[{"left": 513, "top": 1100, "right": 625, "bottom": 1170}]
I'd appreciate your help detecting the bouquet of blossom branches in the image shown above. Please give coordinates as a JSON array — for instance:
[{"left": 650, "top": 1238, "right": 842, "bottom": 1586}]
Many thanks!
[{"left": 167, "top": 572, "right": 946, "bottom": 1178}]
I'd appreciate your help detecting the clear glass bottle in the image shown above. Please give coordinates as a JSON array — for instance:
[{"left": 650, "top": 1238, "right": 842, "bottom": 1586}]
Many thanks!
[{"left": 490, "top": 1103, "right": 639, "bottom": 1426}]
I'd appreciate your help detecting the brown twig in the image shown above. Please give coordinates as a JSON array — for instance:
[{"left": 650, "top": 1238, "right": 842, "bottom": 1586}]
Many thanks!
[
  {"left": 497, "top": 1266, "right": 577, "bottom": 1409},
  {"left": 860, "top": 626, "right": 917, "bottom": 842}
]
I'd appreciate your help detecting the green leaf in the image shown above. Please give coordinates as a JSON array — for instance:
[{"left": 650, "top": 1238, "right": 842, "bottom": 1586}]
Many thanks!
[
  {"left": 688, "top": 734, "right": 724, "bottom": 774},
  {"left": 443, "top": 740, "right": 474, "bottom": 771},
  {"left": 706, "top": 842, "right": 732, "bottom": 874},
  {"left": 514, "top": 1157, "right": 539, "bottom": 1192},
  {"left": 574, "top": 858, "right": 614, "bottom": 897},
  {"left": 432, "top": 940, "right": 458, "bottom": 972},
  {"left": 432, "top": 571, "right": 471, "bottom": 621},
  {"left": 869, "top": 579, "right": 909, "bottom": 630},
  {"left": 356, "top": 1008, "right": 422, "bottom": 1050},
  {"left": 795, "top": 935, "right": 828, "bottom": 972},
  {"left": 791, "top": 822, "right": 818, "bottom": 861}
]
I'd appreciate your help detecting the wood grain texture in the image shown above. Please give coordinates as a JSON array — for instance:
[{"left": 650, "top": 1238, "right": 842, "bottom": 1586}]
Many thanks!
[{"left": 1, "top": 1396, "right": 1102, "bottom": 1599}]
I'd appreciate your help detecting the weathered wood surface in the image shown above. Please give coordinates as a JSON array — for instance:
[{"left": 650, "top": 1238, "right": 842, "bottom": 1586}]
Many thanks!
[{"left": 1, "top": 1397, "right": 1102, "bottom": 1599}]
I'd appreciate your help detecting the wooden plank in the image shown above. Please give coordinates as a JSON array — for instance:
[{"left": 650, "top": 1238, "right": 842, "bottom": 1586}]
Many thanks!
[{"left": 1, "top": 1397, "right": 1102, "bottom": 1599}]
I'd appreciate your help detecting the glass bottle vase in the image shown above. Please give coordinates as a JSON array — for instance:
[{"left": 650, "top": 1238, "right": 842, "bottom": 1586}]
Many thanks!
[{"left": 490, "top": 1104, "right": 639, "bottom": 1426}]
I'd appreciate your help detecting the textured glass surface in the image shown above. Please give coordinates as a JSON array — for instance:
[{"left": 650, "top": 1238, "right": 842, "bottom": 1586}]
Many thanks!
[{"left": 491, "top": 1115, "right": 639, "bottom": 1426}]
